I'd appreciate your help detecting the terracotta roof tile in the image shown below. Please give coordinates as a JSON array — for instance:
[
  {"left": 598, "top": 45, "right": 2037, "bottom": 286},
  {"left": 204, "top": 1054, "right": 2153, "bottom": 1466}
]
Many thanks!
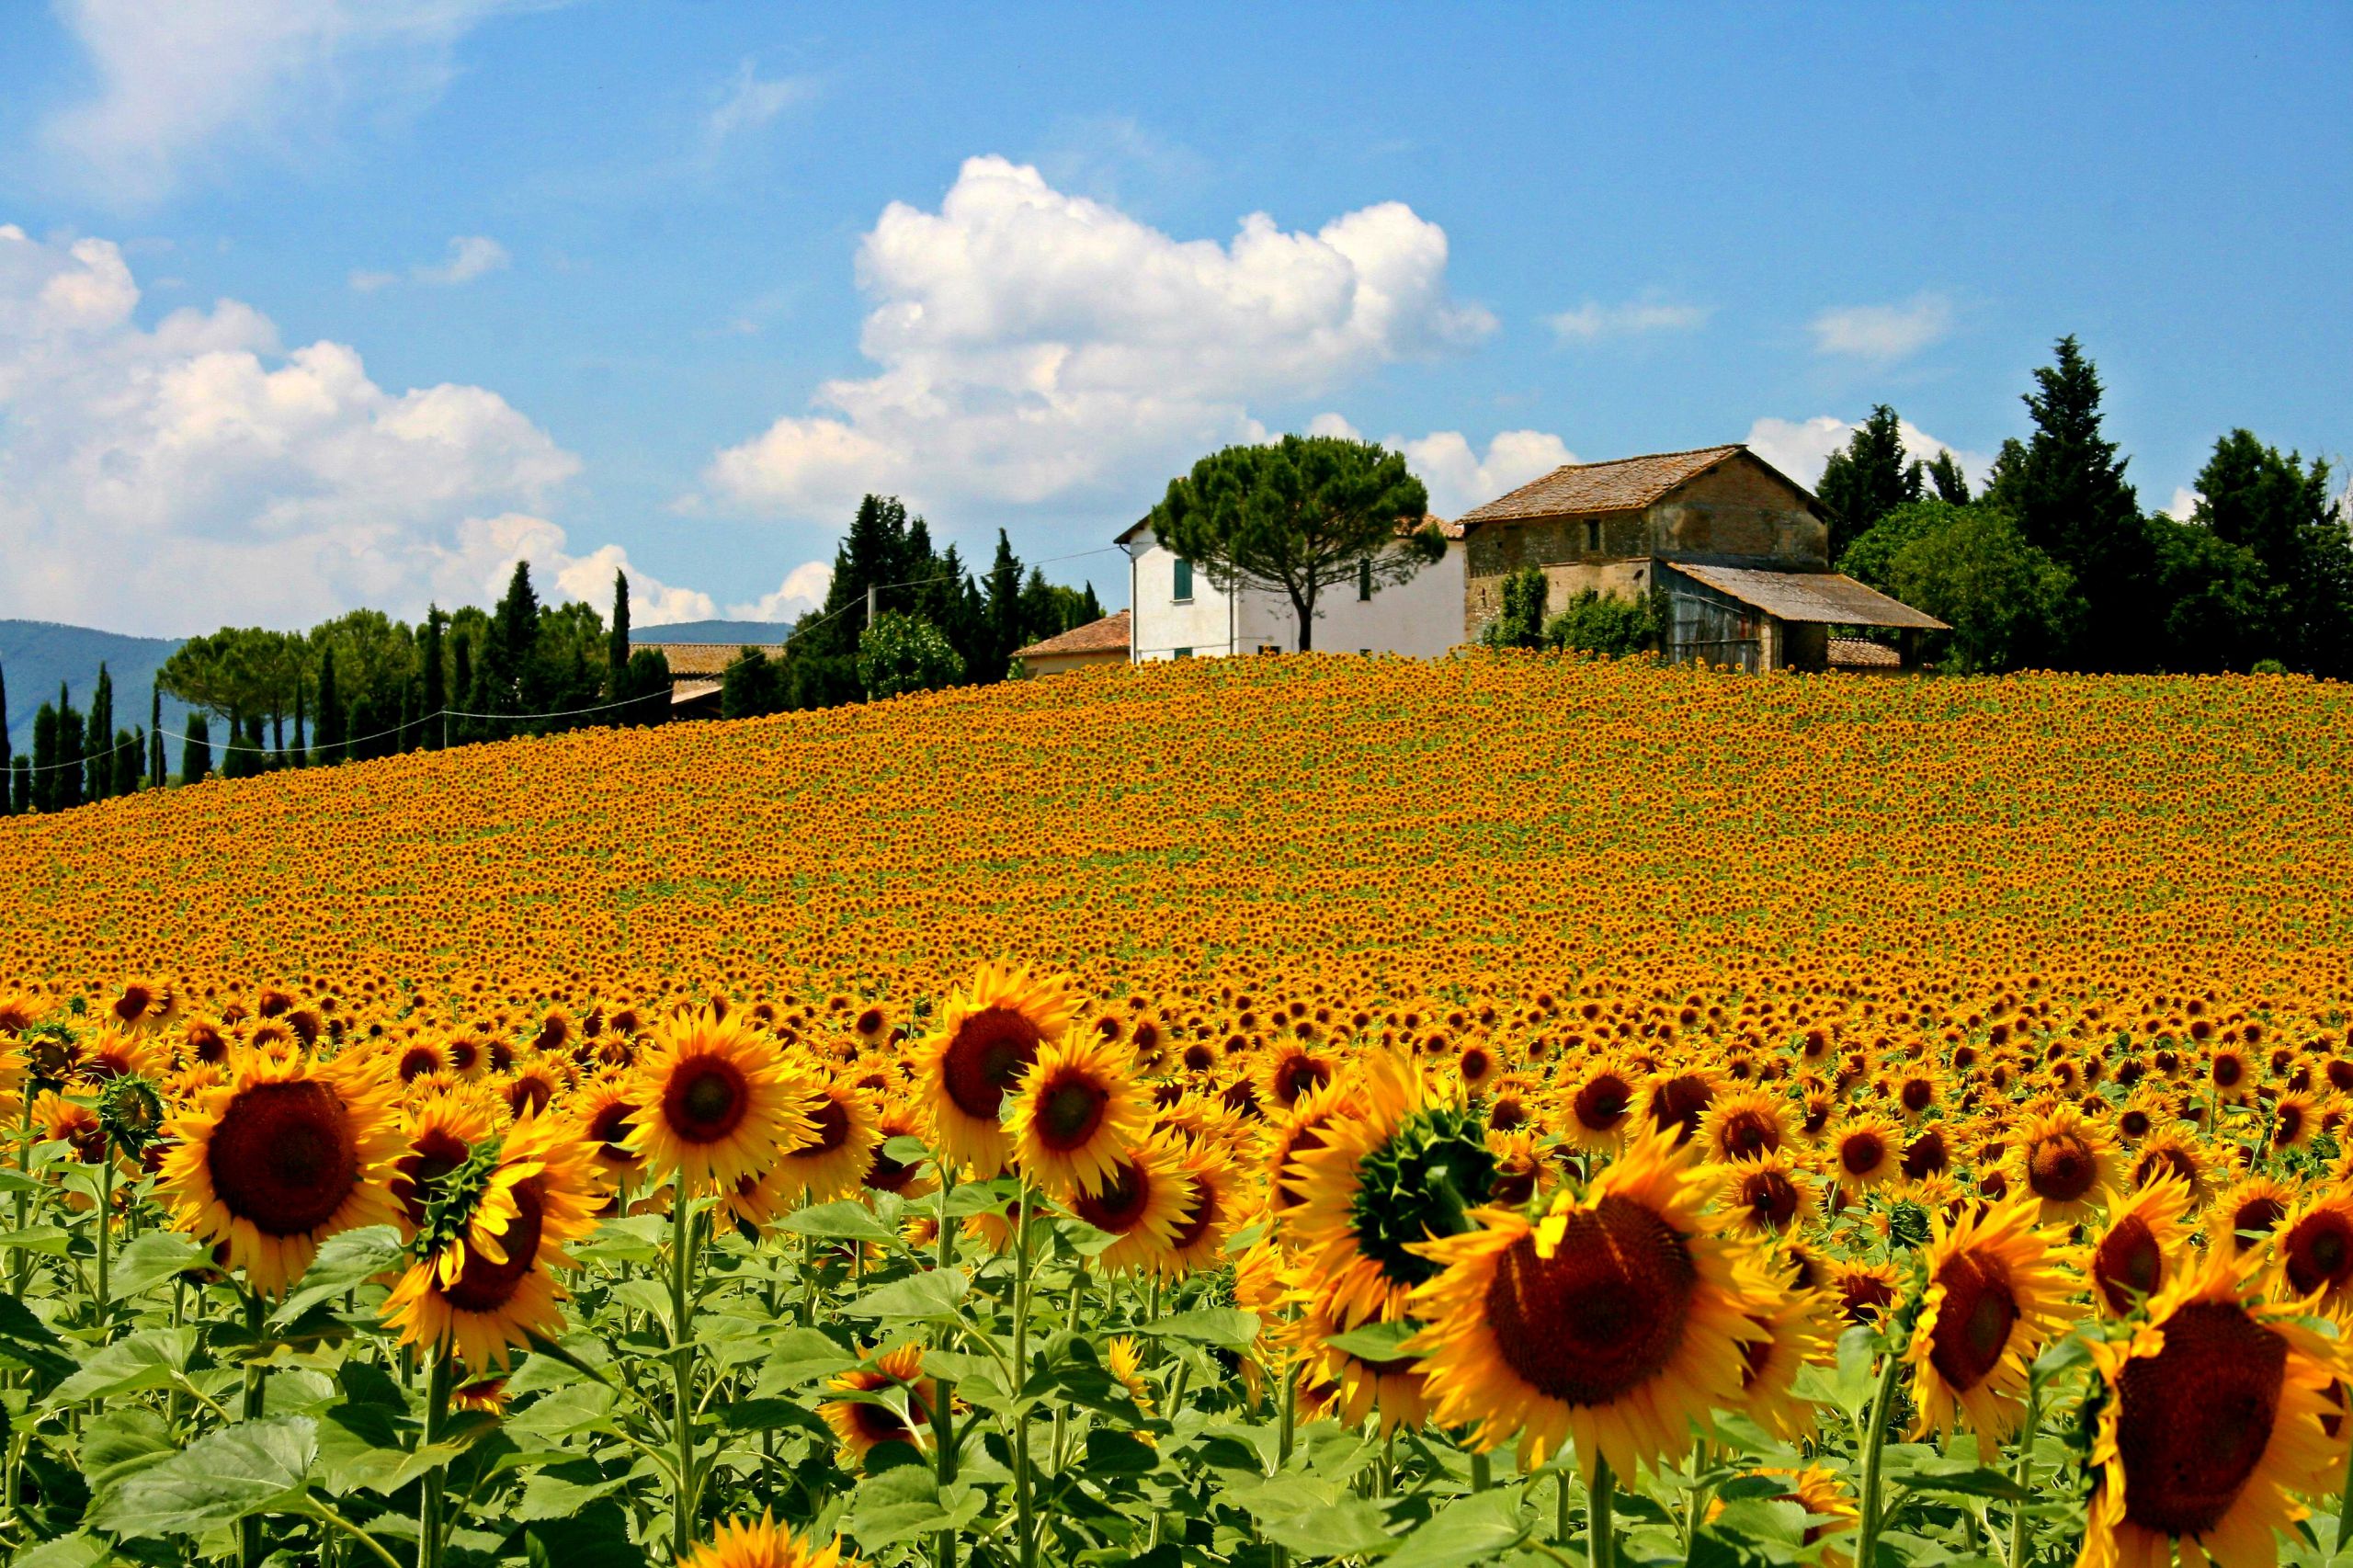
[
  {"left": 1828, "top": 637, "right": 1903, "bottom": 668},
  {"left": 1453, "top": 446, "right": 1745, "bottom": 528},
  {"left": 1013, "top": 609, "right": 1131, "bottom": 661},
  {"left": 631, "top": 642, "right": 787, "bottom": 677}
]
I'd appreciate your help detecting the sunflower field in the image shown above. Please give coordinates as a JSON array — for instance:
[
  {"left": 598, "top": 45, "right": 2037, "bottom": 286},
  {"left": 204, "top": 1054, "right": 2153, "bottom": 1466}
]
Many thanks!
[{"left": 1, "top": 652, "right": 2352, "bottom": 1568}]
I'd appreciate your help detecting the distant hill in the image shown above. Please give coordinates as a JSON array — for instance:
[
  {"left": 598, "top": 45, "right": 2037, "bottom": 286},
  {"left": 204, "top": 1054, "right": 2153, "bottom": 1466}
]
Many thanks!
[
  {"left": 0, "top": 620, "right": 191, "bottom": 757},
  {"left": 631, "top": 619, "right": 797, "bottom": 646}
]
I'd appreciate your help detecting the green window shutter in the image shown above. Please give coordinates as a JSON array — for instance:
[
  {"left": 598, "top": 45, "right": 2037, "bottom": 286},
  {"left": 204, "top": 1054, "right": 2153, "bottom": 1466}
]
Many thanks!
[
  {"left": 1358, "top": 558, "right": 1372, "bottom": 600},
  {"left": 1173, "top": 558, "right": 1193, "bottom": 600}
]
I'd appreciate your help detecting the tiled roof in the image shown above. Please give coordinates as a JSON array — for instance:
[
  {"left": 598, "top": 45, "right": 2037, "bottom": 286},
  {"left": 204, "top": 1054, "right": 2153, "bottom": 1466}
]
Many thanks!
[
  {"left": 631, "top": 642, "right": 787, "bottom": 677},
  {"left": 1828, "top": 637, "right": 1903, "bottom": 668},
  {"left": 1665, "top": 563, "right": 1949, "bottom": 631},
  {"left": 1013, "top": 609, "right": 1131, "bottom": 660},
  {"left": 1453, "top": 446, "right": 1745, "bottom": 528}
]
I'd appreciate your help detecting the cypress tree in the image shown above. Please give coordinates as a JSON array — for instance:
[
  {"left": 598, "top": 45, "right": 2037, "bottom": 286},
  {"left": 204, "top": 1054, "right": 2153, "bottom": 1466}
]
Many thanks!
[
  {"left": 55, "top": 687, "right": 85, "bottom": 810},
  {"left": 290, "top": 677, "right": 307, "bottom": 767},
  {"left": 0, "top": 657, "right": 9, "bottom": 790},
  {"left": 983, "top": 529, "right": 1024, "bottom": 683},
  {"left": 1815, "top": 406, "right": 1924, "bottom": 561},
  {"left": 421, "top": 609, "right": 446, "bottom": 749},
  {"left": 450, "top": 630, "right": 474, "bottom": 745},
  {"left": 180, "top": 712, "right": 210, "bottom": 783},
  {"left": 86, "top": 665, "right": 113, "bottom": 802},
  {"left": 607, "top": 572, "right": 631, "bottom": 701},
  {"left": 149, "top": 688, "right": 164, "bottom": 787},
  {"left": 9, "top": 757, "right": 27, "bottom": 814},
  {"left": 30, "top": 703, "right": 57, "bottom": 812},
  {"left": 272, "top": 705, "right": 286, "bottom": 769},
  {"left": 488, "top": 562, "right": 540, "bottom": 713},
  {"left": 118, "top": 727, "right": 142, "bottom": 796},
  {"left": 317, "top": 649, "right": 344, "bottom": 763}
]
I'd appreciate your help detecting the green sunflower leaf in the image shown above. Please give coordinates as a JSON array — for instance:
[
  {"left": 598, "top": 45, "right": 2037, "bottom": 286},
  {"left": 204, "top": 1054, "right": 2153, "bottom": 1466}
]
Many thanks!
[
  {"left": 85, "top": 1415, "right": 318, "bottom": 1539},
  {"left": 270, "top": 1224, "right": 404, "bottom": 1327},
  {"left": 104, "top": 1232, "right": 209, "bottom": 1301},
  {"left": 1134, "top": 1308, "right": 1260, "bottom": 1349}
]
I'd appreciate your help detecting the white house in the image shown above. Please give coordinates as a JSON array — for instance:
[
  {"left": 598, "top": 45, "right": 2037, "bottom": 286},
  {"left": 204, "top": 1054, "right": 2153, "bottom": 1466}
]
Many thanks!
[{"left": 1115, "top": 518, "right": 1468, "bottom": 661}]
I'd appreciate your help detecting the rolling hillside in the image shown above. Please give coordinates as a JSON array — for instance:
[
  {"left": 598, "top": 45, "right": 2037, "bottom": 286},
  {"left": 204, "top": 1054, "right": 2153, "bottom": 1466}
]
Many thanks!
[{"left": 0, "top": 619, "right": 190, "bottom": 757}]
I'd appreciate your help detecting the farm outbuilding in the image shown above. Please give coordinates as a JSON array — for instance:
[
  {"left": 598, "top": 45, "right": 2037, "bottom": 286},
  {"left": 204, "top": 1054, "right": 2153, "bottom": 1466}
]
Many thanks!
[
  {"left": 630, "top": 642, "right": 787, "bottom": 720},
  {"left": 1012, "top": 610, "right": 1131, "bottom": 676},
  {"left": 1657, "top": 562, "right": 1948, "bottom": 674}
]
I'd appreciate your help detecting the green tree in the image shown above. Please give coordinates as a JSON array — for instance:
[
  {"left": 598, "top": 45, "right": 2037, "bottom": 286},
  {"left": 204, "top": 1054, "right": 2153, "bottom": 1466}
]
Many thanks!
[
  {"left": 2191, "top": 431, "right": 2351, "bottom": 676},
  {"left": 314, "top": 648, "right": 344, "bottom": 763},
  {"left": 1546, "top": 589, "right": 1662, "bottom": 656},
  {"left": 623, "top": 647, "right": 673, "bottom": 725},
  {"left": 485, "top": 561, "right": 540, "bottom": 715},
  {"left": 2145, "top": 514, "right": 2282, "bottom": 674},
  {"left": 1983, "top": 336, "right": 2153, "bottom": 669},
  {"left": 148, "top": 688, "right": 164, "bottom": 788},
  {"left": 606, "top": 571, "right": 632, "bottom": 700},
  {"left": 857, "top": 612, "right": 966, "bottom": 699},
  {"left": 1925, "top": 449, "right": 1972, "bottom": 506},
  {"left": 180, "top": 712, "right": 211, "bottom": 783},
  {"left": 419, "top": 608, "right": 446, "bottom": 749},
  {"left": 54, "top": 686, "right": 84, "bottom": 810},
  {"left": 29, "top": 701, "right": 57, "bottom": 812},
  {"left": 1478, "top": 566, "right": 1549, "bottom": 650},
  {"left": 9, "top": 757, "right": 26, "bottom": 813},
  {"left": 983, "top": 529, "right": 1025, "bottom": 683},
  {"left": 1885, "top": 505, "right": 2081, "bottom": 673},
  {"left": 1815, "top": 405, "right": 1924, "bottom": 559},
  {"left": 720, "top": 648, "right": 786, "bottom": 719},
  {"left": 1147, "top": 435, "right": 1438, "bottom": 652}
]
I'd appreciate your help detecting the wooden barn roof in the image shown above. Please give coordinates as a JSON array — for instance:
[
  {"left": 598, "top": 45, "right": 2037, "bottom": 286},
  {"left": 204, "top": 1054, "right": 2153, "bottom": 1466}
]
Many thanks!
[
  {"left": 1454, "top": 446, "right": 1745, "bottom": 527},
  {"left": 1667, "top": 563, "right": 1949, "bottom": 631},
  {"left": 1014, "top": 609, "right": 1131, "bottom": 661},
  {"left": 631, "top": 642, "right": 786, "bottom": 677}
]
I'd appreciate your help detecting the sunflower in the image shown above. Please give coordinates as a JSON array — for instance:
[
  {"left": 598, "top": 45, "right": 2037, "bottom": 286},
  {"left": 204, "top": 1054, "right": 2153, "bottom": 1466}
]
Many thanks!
[
  {"left": 1638, "top": 1064, "right": 1719, "bottom": 1147},
  {"left": 1066, "top": 1131, "right": 1193, "bottom": 1275},
  {"left": 1831, "top": 1258, "right": 1901, "bottom": 1325},
  {"left": 1257, "top": 1039, "right": 1337, "bottom": 1112},
  {"left": 2008, "top": 1103, "right": 2119, "bottom": 1224},
  {"left": 2130, "top": 1131, "right": 2211, "bottom": 1206},
  {"left": 1160, "top": 1136, "right": 1240, "bottom": 1277},
  {"left": 381, "top": 1109, "right": 602, "bottom": 1369},
  {"left": 1904, "top": 1194, "right": 2074, "bottom": 1440},
  {"left": 1697, "top": 1089, "right": 1788, "bottom": 1165},
  {"left": 1288, "top": 1274, "right": 1432, "bottom": 1435},
  {"left": 1106, "top": 1335, "right": 1155, "bottom": 1421},
  {"left": 680, "top": 1513, "right": 863, "bottom": 1568},
  {"left": 1289, "top": 1052, "right": 1495, "bottom": 1326},
  {"left": 818, "top": 1343, "right": 941, "bottom": 1467},
  {"left": 621, "top": 1006, "right": 816, "bottom": 1191},
  {"left": 858, "top": 1102, "right": 937, "bottom": 1200},
  {"left": 1404, "top": 1123, "right": 1772, "bottom": 1478},
  {"left": 1829, "top": 1115, "right": 1903, "bottom": 1195},
  {"left": 1719, "top": 1150, "right": 1818, "bottom": 1237},
  {"left": 1262, "top": 1077, "right": 1361, "bottom": 1212},
  {"left": 1005, "top": 1035, "right": 1150, "bottom": 1198},
  {"left": 2215, "top": 1175, "right": 2297, "bottom": 1254},
  {"left": 36, "top": 1091, "right": 105, "bottom": 1163},
  {"left": 1734, "top": 1256, "right": 1837, "bottom": 1443},
  {"left": 2271, "top": 1189, "right": 2353, "bottom": 1315},
  {"left": 157, "top": 1048, "right": 405, "bottom": 1295},
  {"left": 1561, "top": 1055, "right": 1639, "bottom": 1149},
  {"left": 2087, "top": 1176, "right": 2197, "bottom": 1317},
  {"left": 77, "top": 1028, "right": 166, "bottom": 1084},
  {"left": 391, "top": 1093, "right": 495, "bottom": 1237},
  {"left": 2080, "top": 1246, "right": 2351, "bottom": 1568},
  {"left": 2268, "top": 1093, "right": 2319, "bottom": 1153},
  {"left": 908, "top": 963, "right": 1076, "bottom": 1177},
  {"left": 572, "top": 1073, "right": 645, "bottom": 1181}
]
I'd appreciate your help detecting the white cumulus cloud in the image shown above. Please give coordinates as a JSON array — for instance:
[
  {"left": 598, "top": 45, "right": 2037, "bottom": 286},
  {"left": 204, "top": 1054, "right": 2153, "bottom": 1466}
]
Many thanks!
[
  {"left": 726, "top": 562, "right": 835, "bottom": 623},
  {"left": 352, "top": 233, "right": 510, "bottom": 291},
  {"left": 1745, "top": 414, "right": 1990, "bottom": 493},
  {"left": 1547, "top": 296, "right": 1711, "bottom": 341},
  {"left": 0, "top": 222, "right": 715, "bottom": 634},
  {"left": 699, "top": 155, "right": 1495, "bottom": 523},
  {"left": 1807, "top": 293, "right": 1955, "bottom": 361},
  {"left": 41, "top": 0, "right": 536, "bottom": 205},
  {"left": 1392, "top": 429, "right": 1578, "bottom": 518}
]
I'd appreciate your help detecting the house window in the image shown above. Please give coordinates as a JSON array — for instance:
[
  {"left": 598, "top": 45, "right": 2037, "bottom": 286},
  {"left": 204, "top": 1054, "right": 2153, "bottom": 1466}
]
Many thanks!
[
  {"left": 1357, "top": 558, "right": 1372, "bottom": 600},
  {"left": 1172, "top": 558, "right": 1194, "bottom": 602},
  {"left": 1173, "top": 647, "right": 1193, "bottom": 660},
  {"left": 1256, "top": 643, "right": 1280, "bottom": 655},
  {"left": 1586, "top": 519, "right": 1601, "bottom": 552}
]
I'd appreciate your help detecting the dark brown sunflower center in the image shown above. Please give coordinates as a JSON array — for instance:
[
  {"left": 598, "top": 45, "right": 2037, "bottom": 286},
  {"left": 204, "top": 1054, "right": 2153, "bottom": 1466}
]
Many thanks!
[
  {"left": 2212, "top": 1057, "right": 2245, "bottom": 1088},
  {"left": 1902, "top": 1129, "right": 1949, "bottom": 1180},
  {"left": 1073, "top": 1159, "right": 1152, "bottom": 1233},
  {"left": 2230, "top": 1198, "right": 2287, "bottom": 1251},
  {"left": 940, "top": 1008, "right": 1042, "bottom": 1121},
  {"left": 1717, "top": 1110, "right": 1780, "bottom": 1161},
  {"left": 1165, "top": 1176, "right": 1222, "bottom": 1254},
  {"left": 2135, "top": 1145, "right": 2199, "bottom": 1191},
  {"left": 795, "top": 1095, "right": 853, "bottom": 1158},
  {"left": 1274, "top": 1054, "right": 1330, "bottom": 1103},
  {"left": 396, "top": 1128, "right": 473, "bottom": 1227},
  {"left": 1738, "top": 1170, "right": 1802, "bottom": 1230},
  {"left": 856, "top": 1007, "right": 885, "bottom": 1036},
  {"left": 506, "top": 1076, "right": 554, "bottom": 1119},
  {"left": 1647, "top": 1075, "right": 1714, "bottom": 1145},
  {"left": 1573, "top": 1074, "right": 1631, "bottom": 1132},
  {"left": 2094, "top": 1214, "right": 2165, "bottom": 1314},
  {"left": 2027, "top": 1132, "right": 2097, "bottom": 1202},
  {"left": 443, "top": 1182, "right": 546, "bottom": 1314},
  {"left": 207, "top": 1080, "right": 359, "bottom": 1237},
  {"left": 1839, "top": 1271, "right": 1895, "bottom": 1324},
  {"left": 1840, "top": 1131, "right": 1887, "bottom": 1177},
  {"left": 587, "top": 1099, "right": 639, "bottom": 1162},
  {"left": 1033, "top": 1072, "right": 1108, "bottom": 1153},
  {"left": 2115, "top": 1301, "right": 2285, "bottom": 1538},
  {"left": 665, "top": 1057, "right": 750, "bottom": 1145},
  {"left": 2283, "top": 1211, "right": 2353, "bottom": 1297},
  {"left": 1482, "top": 1194, "right": 1696, "bottom": 1407},
  {"left": 398, "top": 1047, "right": 440, "bottom": 1083},
  {"left": 1901, "top": 1079, "right": 1935, "bottom": 1114},
  {"left": 1927, "top": 1248, "right": 2018, "bottom": 1395}
]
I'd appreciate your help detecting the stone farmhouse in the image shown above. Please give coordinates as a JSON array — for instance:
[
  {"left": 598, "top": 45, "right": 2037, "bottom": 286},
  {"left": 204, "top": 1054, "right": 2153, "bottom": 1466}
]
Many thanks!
[{"left": 1093, "top": 443, "right": 1943, "bottom": 674}]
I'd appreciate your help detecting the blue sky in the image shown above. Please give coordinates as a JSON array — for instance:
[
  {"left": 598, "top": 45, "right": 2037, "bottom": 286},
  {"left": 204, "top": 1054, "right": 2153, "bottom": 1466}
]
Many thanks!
[{"left": 1, "top": 2, "right": 2346, "bottom": 636}]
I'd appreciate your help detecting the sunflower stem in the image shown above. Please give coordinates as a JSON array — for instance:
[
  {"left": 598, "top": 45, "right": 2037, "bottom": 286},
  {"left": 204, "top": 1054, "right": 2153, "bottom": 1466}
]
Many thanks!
[
  {"left": 1012, "top": 1179, "right": 1036, "bottom": 1568},
  {"left": 934, "top": 1160, "right": 959, "bottom": 1568},
  {"left": 1854, "top": 1342, "right": 1905, "bottom": 1568},
  {"left": 240, "top": 1289, "right": 267, "bottom": 1568},
  {"left": 1588, "top": 1454, "right": 1616, "bottom": 1568},
  {"left": 1553, "top": 1462, "right": 1570, "bottom": 1543},
  {"left": 1469, "top": 1449, "right": 1491, "bottom": 1492},
  {"left": 668, "top": 1185, "right": 700, "bottom": 1558},
  {"left": 417, "top": 1349, "right": 453, "bottom": 1568},
  {"left": 93, "top": 1148, "right": 113, "bottom": 1342},
  {"left": 2007, "top": 1378, "right": 2039, "bottom": 1568},
  {"left": 2332, "top": 1412, "right": 2353, "bottom": 1555}
]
